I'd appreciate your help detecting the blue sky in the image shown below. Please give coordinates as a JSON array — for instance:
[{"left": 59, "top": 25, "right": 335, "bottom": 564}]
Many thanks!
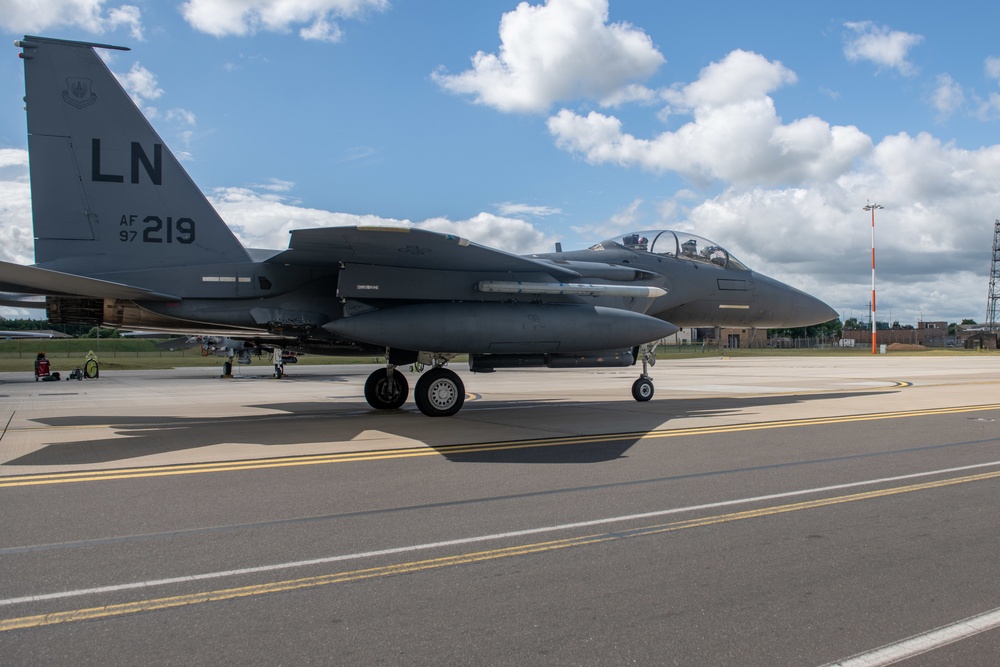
[{"left": 2, "top": 0, "right": 1000, "bottom": 326}]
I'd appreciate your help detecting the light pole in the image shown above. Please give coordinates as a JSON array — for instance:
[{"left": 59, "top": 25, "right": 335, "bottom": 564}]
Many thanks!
[{"left": 863, "top": 201, "right": 883, "bottom": 354}]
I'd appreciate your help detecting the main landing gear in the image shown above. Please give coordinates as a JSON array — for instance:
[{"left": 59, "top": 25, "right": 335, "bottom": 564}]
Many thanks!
[
  {"left": 364, "top": 366, "right": 409, "bottom": 410},
  {"left": 414, "top": 366, "right": 465, "bottom": 417},
  {"left": 364, "top": 355, "right": 465, "bottom": 417},
  {"left": 631, "top": 342, "right": 657, "bottom": 402},
  {"left": 364, "top": 345, "right": 655, "bottom": 416}
]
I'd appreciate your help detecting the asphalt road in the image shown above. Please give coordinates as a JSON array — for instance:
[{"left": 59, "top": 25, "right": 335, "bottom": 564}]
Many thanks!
[{"left": 1, "top": 357, "right": 1000, "bottom": 665}]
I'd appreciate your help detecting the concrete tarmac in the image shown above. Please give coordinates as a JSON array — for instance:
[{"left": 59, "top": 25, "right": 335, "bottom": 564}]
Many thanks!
[
  {"left": 0, "top": 355, "right": 994, "bottom": 474},
  {"left": 2, "top": 355, "right": 1000, "bottom": 665}
]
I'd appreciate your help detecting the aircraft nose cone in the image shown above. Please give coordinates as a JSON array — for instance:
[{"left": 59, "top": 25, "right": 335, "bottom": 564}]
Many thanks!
[
  {"left": 793, "top": 292, "right": 839, "bottom": 327},
  {"left": 754, "top": 274, "right": 838, "bottom": 327}
]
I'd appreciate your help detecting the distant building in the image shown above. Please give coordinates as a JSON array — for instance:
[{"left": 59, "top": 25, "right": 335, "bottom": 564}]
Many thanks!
[
  {"left": 693, "top": 327, "right": 766, "bottom": 349},
  {"left": 841, "top": 321, "right": 957, "bottom": 347},
  {"left": 964, "top": 331, "right": 998, "bottom": 350},
  {"left": 917, "top": 321, "right": 949, "bottom": 347}
]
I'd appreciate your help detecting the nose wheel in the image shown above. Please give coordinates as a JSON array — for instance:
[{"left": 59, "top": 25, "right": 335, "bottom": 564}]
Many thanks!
[
  {"left": 632, "top": 376, "right": 654, "bottom": 401},
  {"left": 632, "top": 342, "right": 657, "bottom": 402}
]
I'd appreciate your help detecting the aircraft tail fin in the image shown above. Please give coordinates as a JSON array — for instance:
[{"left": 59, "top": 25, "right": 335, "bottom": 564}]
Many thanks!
[{"left": 16, "top": 35, "right": 251, "bottom": 272}]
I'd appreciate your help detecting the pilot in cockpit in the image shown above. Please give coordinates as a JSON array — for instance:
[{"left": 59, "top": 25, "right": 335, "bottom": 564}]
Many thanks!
[
  {"left": 702, "top": 245, "right": 726, "bottom": 266},
  {"left": 622, "top": 234, "right": 649, "bottom": 251}
]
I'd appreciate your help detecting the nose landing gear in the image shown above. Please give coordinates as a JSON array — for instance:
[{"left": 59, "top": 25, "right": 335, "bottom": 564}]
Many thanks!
[{"left": 631, "top": 342, "right": 657, "bottom": 402}]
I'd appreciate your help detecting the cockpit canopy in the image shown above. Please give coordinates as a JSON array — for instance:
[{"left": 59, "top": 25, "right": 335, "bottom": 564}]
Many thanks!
[{"left": 589, "top": 230, "right": 748, "bottom": 271}]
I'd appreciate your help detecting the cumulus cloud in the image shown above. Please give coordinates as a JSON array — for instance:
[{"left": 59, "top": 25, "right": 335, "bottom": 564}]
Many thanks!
[
  {"left": 107, "top": 62, "right": 198, "bottom": 157},
  {"left": 179, "top": 0, "right": 387, "bottom": 42},
  {"left": 844, "top": 21, "right": 923, "bottom": 76},
  {"left": 519, "top": 35, "right": 1000, "bottom": 323},
  {"left": 931, "top": 74, "right": 964, "bottom": 119},
  {"left": 0, "top": 0, "right": 143, "bottom": 39},
  {"left": 115, "top": 62, "right": 162, "bottom": 109},
  {"left": 663, "top": 129, "right": 1000, "bottom": 324},
  {"left": 0, "top": 149, "right": 32, "bottom": 266},
  {"left": 433, "top": 0, "right": 664, "bottom": 113},
  {"left": 206, "top": 186, "right": 557, "bottom": 255},
  {"left": 548, "top": 50, "right": 872, "bottom": 187}
]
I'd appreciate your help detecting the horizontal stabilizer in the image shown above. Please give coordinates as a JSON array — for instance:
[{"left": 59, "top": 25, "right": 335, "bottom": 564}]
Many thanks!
[
  {"left": 0, "top": 261, "right": 180, "bottom": 301},
  {"left": 477, "top": 281, "right": 666, "bottom": 298}
]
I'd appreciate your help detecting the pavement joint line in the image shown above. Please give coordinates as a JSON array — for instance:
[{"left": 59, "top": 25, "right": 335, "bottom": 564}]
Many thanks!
[
  {"left": 3, "top": 465, "right": 1000, "bottom": 631},
  {"left": 3, "top": 402, "right": 1000, "bottom": 487}
]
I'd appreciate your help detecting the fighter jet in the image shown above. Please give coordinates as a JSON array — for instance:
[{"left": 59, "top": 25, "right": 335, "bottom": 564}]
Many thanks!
[{"left": 0, "top": 36, "right": 836, "bottom": 416}]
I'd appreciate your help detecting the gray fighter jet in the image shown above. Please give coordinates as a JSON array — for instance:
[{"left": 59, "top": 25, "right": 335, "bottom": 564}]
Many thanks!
[{"left": 0, "top": 36, "right": 836, "bottom": 416}]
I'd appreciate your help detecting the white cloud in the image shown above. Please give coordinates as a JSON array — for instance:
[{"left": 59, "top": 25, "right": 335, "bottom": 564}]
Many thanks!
[
  {"left": 109, "top": 63, "right": 197, "bottom": 155},
  {"left": 977, "top": 93, "right": 1000, "bottom": 121},
  {"left": 419, "top": 213, "right": 557, "bottom": 254},
  {"left": 931, "top": 74, "right": 964, "bottom": 119},
  {"left": 548, "top": 50, "right": 872, "bottom": 187},
  {"left": 986, "top": 56, "right": 1000, "bottom": 82},
  {"left": 664, "top": 49, "right": 796, "bottom": 110},
  {"left": 0, "top": 0, "right": 143, "bottom": 39},
  {"left": 207, "top": 186, "right": 557, "bottom": 255},
  {"left": 0, "top": 149, "right": 33, "bottom": 266},
  {"left": 570, "top": 198, "right": 643, "bottom": 240},
  {"left": 843, "top": 21, "right": 923, "bottom": 76},
  {"left": 599, "top": 84, "right": 659, "bottom": 108},
  {"left": 496, "top": 202, "right": 562, "bottom": 218},
  {"left": 115, "top": 62, "right": 162, "bottom": 109},
  {"left": 669, "top": 130, "right": 1000, "bottom": 324},
  {"left": 179, "top": 0, "right": 387, "bottom": 42},
  {"left": 433, "top": 0, "right": 664, "bottom": 113}
]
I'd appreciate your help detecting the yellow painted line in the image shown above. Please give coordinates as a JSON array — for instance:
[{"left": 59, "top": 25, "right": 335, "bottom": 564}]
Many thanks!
[
  {"left": 2, "top": 402, "right": 999, "bottom": 488},
  {"left": 3, "top": 467, "right": 999, "bottom": 632}
]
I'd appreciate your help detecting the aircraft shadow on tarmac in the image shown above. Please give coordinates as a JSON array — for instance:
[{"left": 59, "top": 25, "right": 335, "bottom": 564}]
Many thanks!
[{"left": 5, "top": 390, "right": 890, "bottom": 467}]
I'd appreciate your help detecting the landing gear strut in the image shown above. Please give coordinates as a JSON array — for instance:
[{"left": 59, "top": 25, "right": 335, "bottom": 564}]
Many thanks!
[
  {"left": 631, "top": 342, "right": 657, "bottom": 402},
  {"left": 273, "top": 348, "right": 284, "bottom": 379}
]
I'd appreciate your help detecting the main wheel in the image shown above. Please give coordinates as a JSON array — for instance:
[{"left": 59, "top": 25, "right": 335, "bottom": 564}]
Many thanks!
[
  {"left": 364, "top": 368, "right": 409, "bottom": 410},
  {"left": 631, "top": 377, "right": 654, "bottom": 402},
  {"left": 414, "top": 368, "right": 465, "bottom": 417}
]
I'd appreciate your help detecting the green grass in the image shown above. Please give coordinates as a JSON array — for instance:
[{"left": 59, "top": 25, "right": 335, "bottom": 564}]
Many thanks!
[
  {"left": 0, "top": 337, "right": 987, "bottom": 373},
  {"left": 0, "top": 338, "right": 381, "bottom": 373}
]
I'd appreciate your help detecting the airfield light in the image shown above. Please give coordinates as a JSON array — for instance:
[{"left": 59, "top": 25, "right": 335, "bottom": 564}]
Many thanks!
[{"left": 863, "top": 202, "right": 883, "bottom": 355}]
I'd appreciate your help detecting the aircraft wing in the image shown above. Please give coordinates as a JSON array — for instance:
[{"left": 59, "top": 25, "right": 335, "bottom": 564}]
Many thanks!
[
  {"left": 0, "top": 330, "right": 61, "bottom": 338},
  {"left": 268, "top": 226, "right": 581, "bottom": 279},
  {"left": 0, "top": 261, "right": 180, "bottom": 302}
]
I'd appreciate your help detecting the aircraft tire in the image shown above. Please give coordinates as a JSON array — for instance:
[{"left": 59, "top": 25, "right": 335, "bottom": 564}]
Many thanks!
[
  {"left": 632, "top": 377, "right": 654, "bottom": 402},
  {"left": 415, "top": 368, "right": 465, "bottom": 417},
  {"left": 222, "top": 361, "right": 232, "bottom": 377},
  {"left": 364, "top": 368, "right": 409, "bottom": 410},
  {"left": 274, "top": 364, "right": 283, "bottom": 379}
]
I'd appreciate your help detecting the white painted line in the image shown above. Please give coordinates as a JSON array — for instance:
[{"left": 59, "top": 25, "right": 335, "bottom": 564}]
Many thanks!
[
  {"left": 823, "top": 606, "right": 1000, "bottom": 666},
  {"left": 4, "top": 459, "right": 1000, "bottom": 608}
]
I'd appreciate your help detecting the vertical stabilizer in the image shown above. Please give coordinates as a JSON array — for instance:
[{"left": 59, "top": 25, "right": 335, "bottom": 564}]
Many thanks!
[{"left": 17, "top": 36, "right": 251, "bottom": 272}]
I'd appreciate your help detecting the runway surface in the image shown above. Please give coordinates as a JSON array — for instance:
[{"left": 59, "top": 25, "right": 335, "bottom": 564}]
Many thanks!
[{"left": 2, "top": 356, "right": 1000, "bottom": 664}]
